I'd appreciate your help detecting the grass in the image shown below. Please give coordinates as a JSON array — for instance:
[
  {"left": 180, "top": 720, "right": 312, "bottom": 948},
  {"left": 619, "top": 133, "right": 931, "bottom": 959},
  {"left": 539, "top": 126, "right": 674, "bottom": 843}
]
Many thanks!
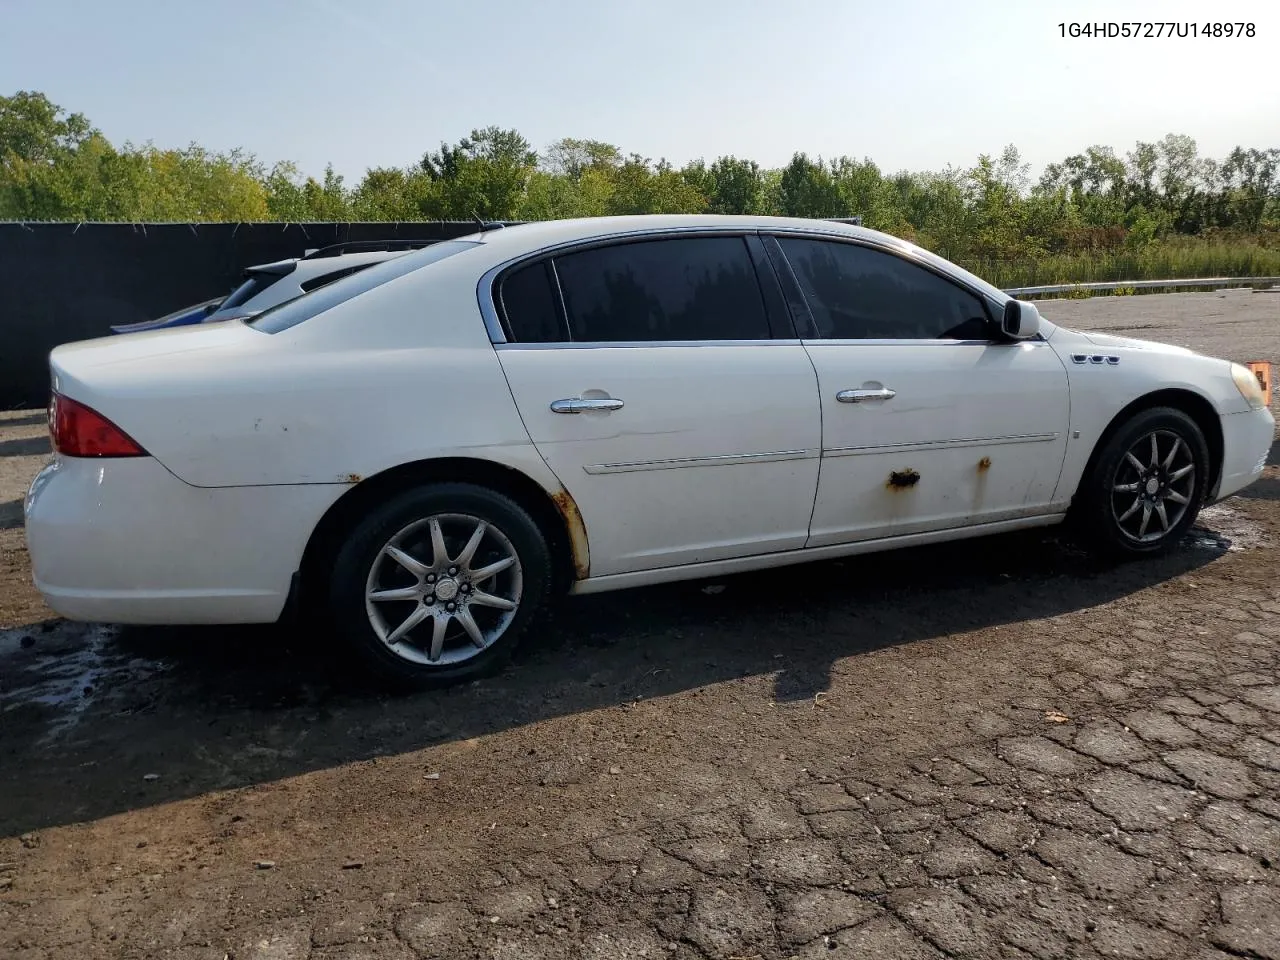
[{"left": 959, "top": 241, "right": 1280, "bottom": 291}]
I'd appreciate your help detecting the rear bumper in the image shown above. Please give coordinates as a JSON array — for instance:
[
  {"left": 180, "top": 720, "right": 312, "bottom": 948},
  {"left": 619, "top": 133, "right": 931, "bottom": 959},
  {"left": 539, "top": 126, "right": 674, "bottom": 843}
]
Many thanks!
[
  {"left": 1211, "top": 406, "right": 1275, "bottom": 502},
  {"left": 25, "top": 456, "right": 340, "bottom": 625}
]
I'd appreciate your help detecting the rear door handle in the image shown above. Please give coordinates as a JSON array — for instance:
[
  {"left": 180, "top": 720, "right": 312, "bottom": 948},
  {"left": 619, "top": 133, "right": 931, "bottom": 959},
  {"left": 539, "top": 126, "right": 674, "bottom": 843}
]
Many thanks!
[
  {"left": 550, "top": 397, "right": 625, "bottom": 414},
  {"left": 836, "top": 388, "right": 896, "bottom": 403}
]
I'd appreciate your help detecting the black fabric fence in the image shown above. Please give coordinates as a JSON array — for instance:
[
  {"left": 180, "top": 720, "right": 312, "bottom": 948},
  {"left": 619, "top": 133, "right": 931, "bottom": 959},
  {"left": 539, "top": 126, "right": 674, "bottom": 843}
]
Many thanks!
[{"left": 0, "top": 221, "right": 488, "bottom": 409}]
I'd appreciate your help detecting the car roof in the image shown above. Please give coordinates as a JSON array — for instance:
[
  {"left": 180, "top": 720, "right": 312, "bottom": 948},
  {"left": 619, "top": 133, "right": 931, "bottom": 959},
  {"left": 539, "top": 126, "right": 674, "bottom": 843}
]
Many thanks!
[
  {"left": 461, "top": 214, "right": 897, "bottom": 251},
  {"left": 447, "top": 215, "right": 1011, "bottom": 304}
]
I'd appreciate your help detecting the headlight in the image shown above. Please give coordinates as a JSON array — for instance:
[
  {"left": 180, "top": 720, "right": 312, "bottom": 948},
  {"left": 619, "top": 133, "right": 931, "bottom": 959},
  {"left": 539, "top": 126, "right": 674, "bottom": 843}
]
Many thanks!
[{"left": 1231, "top": 362, "right": 1268, "bottom": 410}]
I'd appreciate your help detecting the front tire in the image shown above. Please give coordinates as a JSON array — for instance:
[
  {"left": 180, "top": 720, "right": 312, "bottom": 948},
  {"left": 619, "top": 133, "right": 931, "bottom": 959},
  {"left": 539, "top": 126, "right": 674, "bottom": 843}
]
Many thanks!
[
  {"left": 328, "top": 483, "right": 552, "bottom": 688},
  {"left": 1075, "top": 406, "right": 1210, "bottom": 558}
]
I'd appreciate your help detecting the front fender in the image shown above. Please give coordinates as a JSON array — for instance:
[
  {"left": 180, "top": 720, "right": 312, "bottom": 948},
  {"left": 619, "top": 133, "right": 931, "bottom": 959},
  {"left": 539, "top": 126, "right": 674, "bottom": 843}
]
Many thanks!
[{"left": 1047, "top": 326, "right": 1244, "bottom": 502}]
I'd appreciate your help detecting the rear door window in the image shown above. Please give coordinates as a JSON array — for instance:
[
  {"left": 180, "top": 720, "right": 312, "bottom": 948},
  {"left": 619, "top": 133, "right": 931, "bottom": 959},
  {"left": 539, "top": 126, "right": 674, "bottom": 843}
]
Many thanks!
[{"left": 551, "top": 236, "right": 772, "bottom": 342}]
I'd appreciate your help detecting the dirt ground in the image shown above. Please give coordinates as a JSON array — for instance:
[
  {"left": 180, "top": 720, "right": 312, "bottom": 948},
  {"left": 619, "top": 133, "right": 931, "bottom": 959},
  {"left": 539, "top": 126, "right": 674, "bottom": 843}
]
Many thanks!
[{"left": 2, "top": 289, "right": 1280, "bottom": 960}]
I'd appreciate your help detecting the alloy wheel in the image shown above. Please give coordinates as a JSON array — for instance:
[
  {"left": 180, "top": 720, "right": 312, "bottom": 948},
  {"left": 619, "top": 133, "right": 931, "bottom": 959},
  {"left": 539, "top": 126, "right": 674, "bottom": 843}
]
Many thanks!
[
  {"left": 364, "top": 513, "right": 523, "bottom": 666},
  {"left": 1109, "top": 429, "right": 1197, "bottom": 543}
]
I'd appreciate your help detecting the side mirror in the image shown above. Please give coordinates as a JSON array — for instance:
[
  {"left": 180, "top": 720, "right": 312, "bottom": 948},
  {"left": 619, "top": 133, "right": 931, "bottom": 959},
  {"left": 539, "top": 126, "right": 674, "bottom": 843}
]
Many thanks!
[{"left": 1001, "top": 299, "right": 1041, "bottom": 340}]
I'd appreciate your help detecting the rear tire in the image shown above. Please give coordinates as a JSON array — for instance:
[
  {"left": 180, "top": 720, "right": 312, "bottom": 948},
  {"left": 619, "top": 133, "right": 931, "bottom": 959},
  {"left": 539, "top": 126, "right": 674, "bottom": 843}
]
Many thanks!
[
  {"left": 1074, "top": 406, "right": 1209, "bottom": 558},
  {"left": 328, "top": 483, "right": 552, "bottom": 689}
]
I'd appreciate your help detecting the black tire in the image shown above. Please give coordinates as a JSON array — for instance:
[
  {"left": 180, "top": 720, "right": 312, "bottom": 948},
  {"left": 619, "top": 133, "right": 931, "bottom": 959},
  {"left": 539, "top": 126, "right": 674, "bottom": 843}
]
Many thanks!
[
  {"left": 328, "top": 482, "right": 552, "bottom": 689},
  {"left": 1074, "top": 406, "right": 1210, "bottom": 558}
]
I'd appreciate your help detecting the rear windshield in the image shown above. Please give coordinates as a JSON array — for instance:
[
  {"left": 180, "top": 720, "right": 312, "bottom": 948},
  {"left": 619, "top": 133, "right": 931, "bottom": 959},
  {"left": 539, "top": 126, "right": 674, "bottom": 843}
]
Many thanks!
[
  {"left": 219, "top": 274, "right": 277, "bottom": 311},
  {"left": 246, "top": 240, "right": 483, "bottom": 334}
]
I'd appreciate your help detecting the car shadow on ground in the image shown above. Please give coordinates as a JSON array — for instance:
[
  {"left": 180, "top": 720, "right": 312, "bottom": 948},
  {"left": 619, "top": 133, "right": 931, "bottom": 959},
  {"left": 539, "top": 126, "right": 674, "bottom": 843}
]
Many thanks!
[{"left": 0, "top": 514, "right": 1236, "bottom": 837}]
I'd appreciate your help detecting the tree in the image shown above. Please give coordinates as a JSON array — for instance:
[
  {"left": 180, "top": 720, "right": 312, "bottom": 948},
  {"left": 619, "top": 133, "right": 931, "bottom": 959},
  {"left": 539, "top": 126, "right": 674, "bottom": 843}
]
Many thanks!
[
  {"left": 778, "top": 153, "right": 840, "bottom": 218},
  {"left": 541, "top": 138, "right": 621, "bottom": 179},
  {"left": 603, "top": 155, "right": 706, "bottom": 215},
  {"left": 4, "top": 89, "right": 1280, "bottom": 269},
  {"left": 421, "top": 126, "right": 536, "bottom": 219},
  {"left": 0, "top": 91, "right": 93, "bottom": 166},
  {"left": 706, "top": 156, "right": 763, "bottom": 214}
]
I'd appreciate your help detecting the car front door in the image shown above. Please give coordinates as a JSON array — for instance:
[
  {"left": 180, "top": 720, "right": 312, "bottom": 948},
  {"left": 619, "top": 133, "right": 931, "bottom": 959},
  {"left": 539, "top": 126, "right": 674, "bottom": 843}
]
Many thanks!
[
  {"left": 765, "top": 234, "right": 1071, "bottom": 548},
  {"left": 492, "top": 233, "right": 823, "bottom": 578}
]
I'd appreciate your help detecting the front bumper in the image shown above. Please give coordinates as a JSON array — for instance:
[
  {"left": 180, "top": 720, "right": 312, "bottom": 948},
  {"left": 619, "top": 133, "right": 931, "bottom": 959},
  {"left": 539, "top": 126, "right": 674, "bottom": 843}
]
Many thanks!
[
  {"left": 25, "top": 456, "right": 340, "bottom": 624},
  {"left": 1211, "top": 405, "right": 1275, "bottom": 502}
]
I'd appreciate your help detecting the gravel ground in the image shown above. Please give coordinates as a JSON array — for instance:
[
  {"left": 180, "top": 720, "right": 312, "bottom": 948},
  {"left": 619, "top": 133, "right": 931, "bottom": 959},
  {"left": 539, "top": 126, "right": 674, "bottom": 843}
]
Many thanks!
[{"left": 2, "top": 291, "right": 1279, "bottom": 959}]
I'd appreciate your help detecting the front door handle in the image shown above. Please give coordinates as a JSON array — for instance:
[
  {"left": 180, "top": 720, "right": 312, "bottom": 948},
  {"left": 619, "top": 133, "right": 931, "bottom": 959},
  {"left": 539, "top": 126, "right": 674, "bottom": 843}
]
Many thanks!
[
  {"left": 550, "top": 397, "right": 625, "bottom": 414},
  {"left": 836, "top": 388, "right": 896, "bottom": 403}
]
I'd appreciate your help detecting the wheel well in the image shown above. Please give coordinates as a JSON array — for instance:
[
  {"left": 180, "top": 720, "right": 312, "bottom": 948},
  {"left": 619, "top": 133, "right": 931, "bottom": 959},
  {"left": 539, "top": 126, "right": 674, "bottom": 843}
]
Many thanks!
[
  {"left": 296, "top": 458, "right": 579, "bottom": 612},
  {"left": 1074, "top": 388, "right": 1224, "bottom": 504}
]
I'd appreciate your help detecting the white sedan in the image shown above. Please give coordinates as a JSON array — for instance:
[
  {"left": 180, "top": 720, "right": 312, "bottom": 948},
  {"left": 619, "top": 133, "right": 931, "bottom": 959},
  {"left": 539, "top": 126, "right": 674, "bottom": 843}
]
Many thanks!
[{"left": 25, "top": 215, "right": 1275, "bottom": 686}]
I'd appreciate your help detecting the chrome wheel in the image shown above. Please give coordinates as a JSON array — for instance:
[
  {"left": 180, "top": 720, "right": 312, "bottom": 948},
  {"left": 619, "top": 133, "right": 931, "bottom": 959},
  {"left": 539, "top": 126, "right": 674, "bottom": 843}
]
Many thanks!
[
  {"left": 1110, "top": 429, "right": 1196, "bottom": 543},
  {"left": 364, "top": 513, "right": 523, "bottom": 666}
]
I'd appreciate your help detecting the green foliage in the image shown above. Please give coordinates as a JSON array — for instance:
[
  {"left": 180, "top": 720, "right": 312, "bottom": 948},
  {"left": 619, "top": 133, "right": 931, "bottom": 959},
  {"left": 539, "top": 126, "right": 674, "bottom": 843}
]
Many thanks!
[
  {"left": 778, "top": 153, "right": 842, "bottom": 218},
  {"left": 4, "top": 89, "right": 1280, "bottom": 284},
  {"left": 963, "top": 240, "right": 1280, "bottom": 290}
]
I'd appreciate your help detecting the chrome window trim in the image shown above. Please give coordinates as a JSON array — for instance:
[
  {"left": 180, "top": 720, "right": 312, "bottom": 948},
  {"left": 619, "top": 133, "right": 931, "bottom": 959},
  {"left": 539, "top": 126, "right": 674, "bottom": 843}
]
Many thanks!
[
  {"left": 475, "top": 222, "right": 1025, "bottom": 346},
  {"left": 584, "top": 448, "right": 819, "bottom": 475},
  {"left": 492, "top": 338, "right": 1050, "bottom": 351},
  {"left": 766, "top": 229, "right": 1035, "bottom": 342},
  {"left": 765, "top": 228, "right": 1007, "bottom": 307},
  {"left": 477, "top": 225, "right": 764, "bottom": 345},
  {"left": 494, "top": 338, "right": 801, "bottom": 351},
  {"left": 476, "top": 223, "right": 959, "bottom": 346},
  {"left": 802, "top": 338, "right": 1051, "bottom": 348}
]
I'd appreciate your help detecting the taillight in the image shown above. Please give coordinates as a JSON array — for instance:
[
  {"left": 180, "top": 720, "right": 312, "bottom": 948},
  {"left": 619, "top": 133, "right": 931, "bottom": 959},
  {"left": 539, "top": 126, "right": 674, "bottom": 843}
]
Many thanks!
[{"left": 49, "top": 393, "right": 147, "bottom": 457}]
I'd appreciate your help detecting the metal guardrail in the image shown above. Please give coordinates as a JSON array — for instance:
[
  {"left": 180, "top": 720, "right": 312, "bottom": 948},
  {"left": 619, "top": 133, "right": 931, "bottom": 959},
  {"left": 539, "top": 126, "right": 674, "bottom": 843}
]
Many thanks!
[{"left": 1005, "top": 276, "right": 1280, "bottom": 297}]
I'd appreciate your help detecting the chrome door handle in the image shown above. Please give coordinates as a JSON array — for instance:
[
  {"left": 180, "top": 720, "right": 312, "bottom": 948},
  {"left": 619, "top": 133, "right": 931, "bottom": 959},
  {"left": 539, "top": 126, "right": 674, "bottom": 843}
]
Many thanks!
[
  {"left": 836, "top": 388, "right": 896, "bottom": 403},
  {"left": 550, "top": 397, "right": 625, "bottom": 414}
]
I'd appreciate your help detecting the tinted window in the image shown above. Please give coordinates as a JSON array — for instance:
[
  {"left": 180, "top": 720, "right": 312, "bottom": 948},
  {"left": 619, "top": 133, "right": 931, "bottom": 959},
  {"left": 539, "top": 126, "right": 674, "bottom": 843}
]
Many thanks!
[
  {"left": 248, "top": 239, "right": 481, "bottom": 333},
  {"left": 219, "top": 274, "right": 276, "bottom": 311},
  {"left": 500, "top": 261, "right": 564, "bottom": 342},
  {"left": 779, "top": 238, "right": 991, "bottom": 340},
  {"left": 300, "top": 262, "right": 375, "bottom": 292},
  {"left": 554, "top": 237, "right": 770, "bottom": 342}
]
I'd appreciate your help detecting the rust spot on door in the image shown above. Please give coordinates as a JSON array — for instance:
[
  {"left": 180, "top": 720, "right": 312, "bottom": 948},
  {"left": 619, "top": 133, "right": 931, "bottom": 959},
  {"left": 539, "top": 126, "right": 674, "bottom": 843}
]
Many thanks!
[
  {"left": 977, "top": 456, "right": 992, "bottom": 472},
  {"left": 887, "top": 468, "right": 920, "bottom": 490},
  {"left": 551, "top": 488, "right": 591, "bottom": 580}
]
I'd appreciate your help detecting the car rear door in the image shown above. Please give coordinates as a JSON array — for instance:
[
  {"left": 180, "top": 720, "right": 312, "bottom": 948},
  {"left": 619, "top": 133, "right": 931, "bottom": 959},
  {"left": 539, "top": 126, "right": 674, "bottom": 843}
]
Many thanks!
[
  {"left": 765, "top": 233, "right": 1071, "bottom": 547},
  {"left": 491, "top": 232, "right": 822, "bottom": 578}
]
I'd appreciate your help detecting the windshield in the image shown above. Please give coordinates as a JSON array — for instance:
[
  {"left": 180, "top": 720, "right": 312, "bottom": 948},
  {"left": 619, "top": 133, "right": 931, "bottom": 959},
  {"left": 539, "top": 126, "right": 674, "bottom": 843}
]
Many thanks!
[{"left": 246, "top": 240, "right": 483, "bottom": 334}]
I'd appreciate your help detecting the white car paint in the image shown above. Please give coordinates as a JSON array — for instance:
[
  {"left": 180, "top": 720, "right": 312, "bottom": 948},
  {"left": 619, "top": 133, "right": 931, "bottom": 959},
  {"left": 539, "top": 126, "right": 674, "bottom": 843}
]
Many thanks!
[
  {"left": 802, "top": 338, "right": 1070, "bottom": 547},
  {"left": 25, "top": 215, "right": 1275, "bottom": 628},
  {"left": 496, "top": 342, "right": 822, "bottom": 575}
]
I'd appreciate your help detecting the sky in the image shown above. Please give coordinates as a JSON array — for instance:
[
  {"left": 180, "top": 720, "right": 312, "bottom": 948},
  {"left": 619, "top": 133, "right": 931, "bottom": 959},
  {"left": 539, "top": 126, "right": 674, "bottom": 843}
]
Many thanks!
[{"left": 2, "top": 0, "right": 1277, "bottom": 184}]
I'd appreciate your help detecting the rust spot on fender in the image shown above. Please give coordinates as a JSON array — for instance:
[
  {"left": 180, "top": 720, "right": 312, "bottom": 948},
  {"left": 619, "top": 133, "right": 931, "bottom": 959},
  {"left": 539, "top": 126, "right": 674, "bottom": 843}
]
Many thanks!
[
  {"left": 978, "top": 456, "right": 992, "bottom": 472},
  {"left": 551, "top": 487, "right": 591, "bottom": 580},
  {"left": 343, "top": 473, "right": 362, "bottom": 484},
  {"left": 887, "top": 468, "right": 920, "bottom": 490}
]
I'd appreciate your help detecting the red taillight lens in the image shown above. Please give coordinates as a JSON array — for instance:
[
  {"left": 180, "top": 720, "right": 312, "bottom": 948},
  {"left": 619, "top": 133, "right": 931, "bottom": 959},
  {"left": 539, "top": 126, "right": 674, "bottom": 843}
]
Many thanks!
[{"left": 49, "top": 393, "right": 146, "bottom": 457}]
